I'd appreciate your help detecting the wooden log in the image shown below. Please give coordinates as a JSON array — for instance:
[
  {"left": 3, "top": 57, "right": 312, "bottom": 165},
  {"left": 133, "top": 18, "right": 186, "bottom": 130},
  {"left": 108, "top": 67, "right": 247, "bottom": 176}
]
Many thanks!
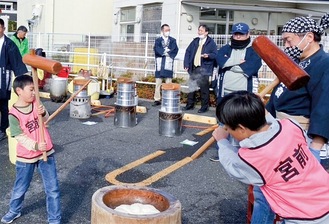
[
  {"left": 136, "top": 106, "right": 147, "bottom": 114},
  {"left": 182, "top": 113, "right": 217, "bottom": 125}
]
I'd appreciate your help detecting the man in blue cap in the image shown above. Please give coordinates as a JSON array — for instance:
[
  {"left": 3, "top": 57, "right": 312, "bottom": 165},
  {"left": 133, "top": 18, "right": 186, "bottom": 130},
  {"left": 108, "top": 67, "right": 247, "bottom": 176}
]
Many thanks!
[
  {"left": 214, "top": 22, "right": 261, "bottom": 105},
  {"left": 210, "top": 22, "right": 261, "bottom": 162}
]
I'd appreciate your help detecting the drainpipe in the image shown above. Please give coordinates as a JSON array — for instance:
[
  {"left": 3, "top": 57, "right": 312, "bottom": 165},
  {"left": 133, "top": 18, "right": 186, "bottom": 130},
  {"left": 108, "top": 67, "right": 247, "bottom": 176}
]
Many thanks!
[
  {"left": 51, "top": 0, "right": 54, "bottom": 33},
  {"left": 267, "top": 12, "right": 271, "bottom": 35},
  {"left": 88, "top": 32, "right": 91, "bottom": 70},
  {"left": 177, "top": 0, "right": 182, "bottom": 48},
  {"left": 144, "top": 33, "right": 148, "bottom": 77},
  {"left": 175, "top": 0, "right": 182, "bottom": 79},
  {"left": 225, "top": 10, "right": 230, "bottom": 44}
]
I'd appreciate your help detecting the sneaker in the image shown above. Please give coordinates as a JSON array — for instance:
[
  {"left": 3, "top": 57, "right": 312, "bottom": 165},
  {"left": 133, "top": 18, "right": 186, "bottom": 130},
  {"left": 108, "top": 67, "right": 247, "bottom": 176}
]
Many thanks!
[
  {"left": 152, "top": 101, "right": 161, "bottom": 106},
  {"left": 320, "top": 145, "right": 329, "bottom": 159},
  {"left": 182, "top": 105, "right": 194, "bottom": 111},
  {"left": 0, "top": 131, "right": 7, "bottom": 141},
  {"left": 1, "top": 212, "right": 21, "bottom": 223},
  {"left": 209, "top": 156, "right": 219, "bottom": 162}
]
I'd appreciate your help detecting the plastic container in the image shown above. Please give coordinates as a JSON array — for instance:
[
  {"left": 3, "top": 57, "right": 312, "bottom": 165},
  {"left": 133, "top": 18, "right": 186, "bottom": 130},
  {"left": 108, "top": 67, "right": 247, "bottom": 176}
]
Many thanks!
[{"left": 57, "top": 66, "right": 70, "bottom": 78}]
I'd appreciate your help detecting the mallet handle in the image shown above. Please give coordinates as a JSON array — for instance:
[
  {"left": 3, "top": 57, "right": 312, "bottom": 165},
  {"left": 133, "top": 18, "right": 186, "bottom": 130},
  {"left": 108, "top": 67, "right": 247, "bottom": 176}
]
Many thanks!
[
  {"left": 31, "top": 67, "right": 47, "bottom": 161},
  {"left": 259, "top": 77, "right": 280, "bottom": 98}
]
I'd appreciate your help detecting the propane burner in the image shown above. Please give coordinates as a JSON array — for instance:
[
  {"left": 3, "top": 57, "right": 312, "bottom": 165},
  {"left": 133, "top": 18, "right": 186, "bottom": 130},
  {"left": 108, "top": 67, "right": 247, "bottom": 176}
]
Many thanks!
[{"left": 70, "top": 79, "right": 91, "bottom": 119}]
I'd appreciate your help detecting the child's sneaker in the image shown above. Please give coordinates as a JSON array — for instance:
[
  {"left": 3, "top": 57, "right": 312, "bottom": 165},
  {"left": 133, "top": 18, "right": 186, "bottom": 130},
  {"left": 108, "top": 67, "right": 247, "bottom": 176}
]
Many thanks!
[
  {"left": 320, "top": 144, "right": 329, "bottom": 160},
  {"left": 209, "top": 156, "right": 220, "bottom": 162},
  {"left": 1, "top": 212, "right": 21, "bottom": 223}
]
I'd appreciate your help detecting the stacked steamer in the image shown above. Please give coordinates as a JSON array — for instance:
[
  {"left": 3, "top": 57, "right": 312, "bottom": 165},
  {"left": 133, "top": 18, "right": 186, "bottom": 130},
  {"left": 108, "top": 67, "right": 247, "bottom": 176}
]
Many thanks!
[
  {"left": 159, "top": 83, "right": 182, "bottom": 137},
  {"left": 114, "top": 77, "right": 138, "bottom": 127}
]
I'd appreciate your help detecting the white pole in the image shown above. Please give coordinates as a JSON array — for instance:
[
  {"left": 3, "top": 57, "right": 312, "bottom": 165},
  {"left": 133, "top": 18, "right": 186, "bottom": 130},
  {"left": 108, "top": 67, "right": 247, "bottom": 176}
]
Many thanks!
[
  {"left": 175, "top": 0, "right": 182, "bottom": 79},
  {"left": 144, "top": 33, "right": 149, "bottom": 77},
  {"left": 87, "top": 32, "right": 91, "bottom": 70},
  {"left": 37, "top": 32, "right": 41, "bottom": 48}
]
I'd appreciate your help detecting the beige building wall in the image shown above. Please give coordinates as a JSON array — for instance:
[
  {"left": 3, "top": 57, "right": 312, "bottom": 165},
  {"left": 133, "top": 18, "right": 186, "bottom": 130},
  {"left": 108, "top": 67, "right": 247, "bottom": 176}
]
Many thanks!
[{"left": 17, "top": 0, "right": 113, "bottom": 35}]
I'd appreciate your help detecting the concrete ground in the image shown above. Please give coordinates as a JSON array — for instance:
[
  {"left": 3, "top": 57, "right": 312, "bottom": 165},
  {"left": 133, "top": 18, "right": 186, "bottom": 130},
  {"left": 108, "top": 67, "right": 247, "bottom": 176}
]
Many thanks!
[{"left": 1, "top": 96, "right": 328, "bottom": 224}]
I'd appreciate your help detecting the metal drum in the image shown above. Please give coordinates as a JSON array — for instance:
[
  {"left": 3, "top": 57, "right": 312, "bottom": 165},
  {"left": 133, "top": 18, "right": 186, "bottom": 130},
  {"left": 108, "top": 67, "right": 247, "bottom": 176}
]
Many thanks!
[
  {"left": 70, "top": 78, "right": 91, "bottom": 119},
  {"left": 116, "top": 77, "right": 137, "bottom": 106},
  {"left": 114, "top": 105, "right": 137, "bottom": 128},
  {"left": 159, "top": 83, "right": 182, "bottom": 137},
  {"left": 160, "top": 83, "right": 181, "bottom": 113},
  {"left": 50, "top": 77, "right": 68, "bottom": 102},
  {"left": 159, "top": 111, "right": 182, "bottom": 137}
]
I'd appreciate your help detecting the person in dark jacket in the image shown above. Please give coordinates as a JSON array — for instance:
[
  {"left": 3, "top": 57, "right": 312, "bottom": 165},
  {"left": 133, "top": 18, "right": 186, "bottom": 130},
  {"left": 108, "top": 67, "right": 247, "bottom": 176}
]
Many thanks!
[
  {"left": 253, "top": 13, "right": 329, "bottom": 224},
  {"left": 0, "top": 19, "right": 28, "bottom": 141},
  {"left": 215, "top": 22, "right": 262, "bottom": 105},
  {"left": 152, "top": 24, "right": 179, "bottom": 106},
  {"left": 183, "top": 24, "right": 217, "bottom": 113}
]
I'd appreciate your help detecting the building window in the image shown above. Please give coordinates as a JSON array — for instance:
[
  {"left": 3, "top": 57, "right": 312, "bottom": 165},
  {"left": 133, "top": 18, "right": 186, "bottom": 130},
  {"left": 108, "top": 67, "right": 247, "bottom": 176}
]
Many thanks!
[
  {"left": 120, "top": 7, "right": 136, "bottom": 42},
  {"left": 0, "top": 3, "right": 13, "bottom": 11},
  {"left": 200, "top": 8, "right": 233, "bottom": 21},
  {"left": 200, "top": 9, "right": 233, "bottom": 34},
  {"left": 141, "top": 3, "right": 162, "bottom": 35},
  {"left": 201, "top": 23, "right": 232, "bottom": 35},
  {"left": 121, "top": 7, "right": 136, "bottom": 22}
]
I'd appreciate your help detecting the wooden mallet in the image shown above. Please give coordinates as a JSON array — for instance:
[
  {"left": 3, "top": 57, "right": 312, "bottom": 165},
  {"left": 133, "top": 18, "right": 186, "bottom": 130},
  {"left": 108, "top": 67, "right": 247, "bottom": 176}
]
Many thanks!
[
  {"left": 23, "top": 49, "right": 62, "bottom": 161},
  {"left": 191, "top": 36, "right": 311, "bottom": 160}
]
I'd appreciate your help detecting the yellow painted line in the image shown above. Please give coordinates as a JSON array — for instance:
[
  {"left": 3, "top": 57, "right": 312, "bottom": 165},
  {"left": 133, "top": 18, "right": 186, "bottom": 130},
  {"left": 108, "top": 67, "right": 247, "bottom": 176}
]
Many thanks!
[
  {"left": 191, "top": 137, "right": 215, "bottom": 160},
  {"left": 135, "top": 157, "right": 193, "bottom": 186},
  {"left": 105, "top": 150, "right": 165, "bottom": 185},
  {"left": 105, "top": 137, "right": 215, "bottom": 186}
]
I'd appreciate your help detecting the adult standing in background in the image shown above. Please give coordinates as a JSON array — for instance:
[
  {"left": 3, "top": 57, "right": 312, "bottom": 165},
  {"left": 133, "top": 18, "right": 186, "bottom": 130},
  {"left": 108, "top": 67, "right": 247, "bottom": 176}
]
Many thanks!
[
  {"left": 215, "top": 22, "right": 262, "bottom": 105},
  {"left": 11, "top": 25, "right": 29, "bottom": 56},
  {"left": 209, "top": 22, "right": 262, "bottom": 162},
  {"left": 0, "top": 19, "right": 28, "bottom": 141},
  {"left": 152, "top": 24, "right": 179, "bottom": 106},
  {"left": 183, "top": 24, "right": 217, "bottom": 113}
]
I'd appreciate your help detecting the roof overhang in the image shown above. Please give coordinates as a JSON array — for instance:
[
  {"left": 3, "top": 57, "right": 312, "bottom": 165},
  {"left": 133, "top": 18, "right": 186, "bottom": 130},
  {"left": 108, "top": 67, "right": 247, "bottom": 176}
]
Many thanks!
[
  {"left": 260, "top": 0, "right": 329, "bottom": 4},
  {"left": 182, "top": 1, "right": 326, "bottom": 17}
]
